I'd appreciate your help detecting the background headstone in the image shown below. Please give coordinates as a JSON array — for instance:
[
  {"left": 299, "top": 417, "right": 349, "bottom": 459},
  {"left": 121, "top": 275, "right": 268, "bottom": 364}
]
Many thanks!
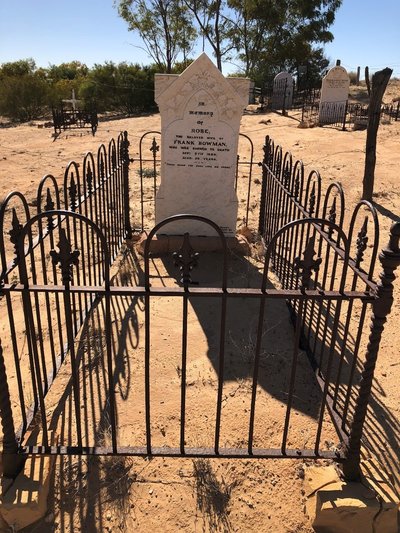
[
  {"left": 319, "top": 65, "right": 350, "bottom": 124},
  {"left": 271, "top": 72, "right": 293, "bottom": 110},
  {"left": 154, "top": 53, "right": 250, "bottom": 236}
]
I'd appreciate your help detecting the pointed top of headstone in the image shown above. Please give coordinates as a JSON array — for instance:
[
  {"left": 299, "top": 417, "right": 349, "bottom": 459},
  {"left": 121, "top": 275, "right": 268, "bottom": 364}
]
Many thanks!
[
  {"left": 153, "top": 53, "right": 250, "bottom": 236},
  {"left": 155, "top": 53, "right": 249, "bottom": 119}
]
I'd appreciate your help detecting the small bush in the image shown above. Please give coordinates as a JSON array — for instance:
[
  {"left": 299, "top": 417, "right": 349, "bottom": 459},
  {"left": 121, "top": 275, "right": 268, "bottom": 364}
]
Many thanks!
[
  {"left": 0, "top": 74, "right": 50, "bottom": 121},
  {"left": 348, "top": 71, "right": 359, "bottom": 85}
]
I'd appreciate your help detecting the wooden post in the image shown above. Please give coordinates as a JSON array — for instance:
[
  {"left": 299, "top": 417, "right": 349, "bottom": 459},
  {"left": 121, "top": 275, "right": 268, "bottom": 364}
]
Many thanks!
[
  {"left": 365, "top": 66, "right": 371, "bottom": 97},
  {"left": 362, "top": 68, "right": 392, "bottom": 201},
  {"left": 356, "top": 66, "right": 360, "bottom": 85}
]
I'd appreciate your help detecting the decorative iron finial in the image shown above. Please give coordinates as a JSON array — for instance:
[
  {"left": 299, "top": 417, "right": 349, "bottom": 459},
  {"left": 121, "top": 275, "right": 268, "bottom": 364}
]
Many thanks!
[
  {"left": 294, "top": 173, "right": 300, "bottom": 200},
  {"left": 68, "top": 174, "right": 78, "bottom": 212},
  {"left": 44, "top": 188, "right": 55, "bottom": 231},
  {"left": 150, "top": 137, "right": 159, "bottom": 158},
  {"left": 50, "top": 228, "right": 80, "bottom": 285},
  {"left": 173, "top": 233, "right": 199, "bottom": 286},
  {"left": 355, "top": 217, "right": 368, "bottom": 268},
  {"left": 99, "top": 157, "right": 105, "bottom": 181},
  {"left": 9, "top": 209, "right": 23, "bottom": 260},
  {"left": 121, "top": 131, "right": 130, "bottom": 162},
  {"left": 111, "top": 146, "right": 117, "bottom": 169},
  {"left": 294, "top": 235, "right": 322, "bottom": 290},
  {"left": 328, "top": 197, "right": 337, "bottom": 238},
  {"left": 309, "top": 182, "right": 316, "bottom": 216},
  {"left": 86, "top": 164, "right": 93, "bottom": 194},
  {"left": 283, "top": 164, "right": 291, "bottom": 189}
]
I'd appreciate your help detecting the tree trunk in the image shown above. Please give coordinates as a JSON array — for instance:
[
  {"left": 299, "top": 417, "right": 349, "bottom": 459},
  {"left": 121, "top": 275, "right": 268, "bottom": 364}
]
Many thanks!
[{"left": 362, "top": 68, "right": 392, "bottom": 201}]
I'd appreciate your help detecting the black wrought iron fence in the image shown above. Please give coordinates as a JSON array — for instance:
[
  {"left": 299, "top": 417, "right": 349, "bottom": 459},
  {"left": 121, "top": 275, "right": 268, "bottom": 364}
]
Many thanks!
[
  {"left": 52, "top": 105, "right": 98, "bottom": 136},
  {"left": 0, "top": 132, "right": 131, "bottom": 475},
  {"left": 258, "top": 135, "right": 400, "bottom": 478},
  {"left": 0, "top": 132, "right": 399, "bottom": 487},
  {"left": 301, "top": 101, "right": 400, "bottom": 129}
]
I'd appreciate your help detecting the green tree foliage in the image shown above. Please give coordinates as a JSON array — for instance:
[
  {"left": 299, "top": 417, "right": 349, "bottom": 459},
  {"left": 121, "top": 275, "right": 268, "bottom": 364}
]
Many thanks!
[
  {"left": 116, "top": 0, "right": 197, "bottom": 72},
  {"left": 183, "top": 0, "right": 235, "bottom": 71},
  {"left": 0, "top": 58, "right": 36, "bottom": 77},
  {"left": 79, "top": 61, "right": 157, "bottom": 113},
  {"left": 0, "top": 58, "right": 160, "bottom": 122},
  {"left": 116, "top": 0, "right": 341, "bottom": 80},
  {"left": 227, "top": 0, "right": 342, "bottom": 83},
  {"left": 0, "top": 59, "right": 49, "bottom": 121},
  {"left": 0, "top": 74, "right": 50, "bottom": 121},
  {"left": 48, "top": 61, "right": 89, "bottom": 81}
]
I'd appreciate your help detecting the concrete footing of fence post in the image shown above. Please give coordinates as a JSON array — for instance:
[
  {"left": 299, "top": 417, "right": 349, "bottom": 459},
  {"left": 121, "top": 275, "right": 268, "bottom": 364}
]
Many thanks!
[
  {"left": 0, "top": 453, "right": 56, "bottom": 531},
  {"left": 304, "top": 463, "right": 398, "bottom": 533},
  {"left": 0, "top": 432, "right": 57, "bottom": 531}
]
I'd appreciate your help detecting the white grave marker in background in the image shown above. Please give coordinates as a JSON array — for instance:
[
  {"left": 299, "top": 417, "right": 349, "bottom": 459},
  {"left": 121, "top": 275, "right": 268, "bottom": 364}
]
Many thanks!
[
  {"left": 62, "top": 89, "right": 80, "bottom": 111},
  {"left": 319, "top": 65, "right": 350, "bottom": 124},
  {"left": 154, "top": 53, "right": 250, "bottom": 236}
]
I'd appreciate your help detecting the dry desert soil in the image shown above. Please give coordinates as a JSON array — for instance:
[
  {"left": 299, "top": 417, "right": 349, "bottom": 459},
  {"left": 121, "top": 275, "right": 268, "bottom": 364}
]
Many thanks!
[{"left": 0, "top": 81, "right": 399, "bottom": 533}]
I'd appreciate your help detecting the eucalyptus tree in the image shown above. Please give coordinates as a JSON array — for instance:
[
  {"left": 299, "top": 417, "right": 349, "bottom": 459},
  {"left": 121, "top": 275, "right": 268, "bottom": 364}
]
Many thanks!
[
  {"left": 227, "top": 0, "right": 342, "bottom": 81},
  {"left": 117, "top": 0, "right": 197, "bottom": 73},
  {"left": 182, "top": 0, "right": 235, "bottom": 71}
]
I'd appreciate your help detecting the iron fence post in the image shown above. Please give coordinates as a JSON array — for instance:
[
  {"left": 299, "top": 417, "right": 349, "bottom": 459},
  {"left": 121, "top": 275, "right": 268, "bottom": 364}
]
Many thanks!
[
  {"left": 342, "top": 222, "right": 400, "bottom": 480},
  {"left": 342, "top": 101, "right": 348, "bottom": 131},
  {"left": 0, "top": 338, "right": 25, "bottom": 478},
  {"left": 258, "top": 138, "right": 269, "bottom": 236},
  {"left": 122, "top": 131, "right": 133, "bottom": 239}
]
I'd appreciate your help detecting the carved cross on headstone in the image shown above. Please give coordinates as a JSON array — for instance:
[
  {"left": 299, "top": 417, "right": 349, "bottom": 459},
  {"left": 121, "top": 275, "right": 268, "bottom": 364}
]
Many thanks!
[
  {"left": 294, "top": 235, "right": 322, "bottom": 290},
  {"left": 50, "top": 228, "right": 80, "bottom": 285},
  {"left": 173, "top": 233, "right": 199, "bottom": 286}
]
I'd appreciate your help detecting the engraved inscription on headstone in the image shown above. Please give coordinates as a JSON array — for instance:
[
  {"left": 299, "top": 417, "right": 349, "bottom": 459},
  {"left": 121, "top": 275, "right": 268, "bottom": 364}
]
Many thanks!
[
  {"left": 319, "top": 65, "right": 350, "bottom": 124},
  {"left": 154, "top": 53, "right": 250, "bottom": 236},
  {"left": 272, "top": 72, "right": 293, "bottom": 110}
]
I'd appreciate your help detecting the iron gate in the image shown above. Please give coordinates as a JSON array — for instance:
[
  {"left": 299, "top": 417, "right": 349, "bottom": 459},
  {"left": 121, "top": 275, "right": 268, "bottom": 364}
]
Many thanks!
[{"left": 0, "top": 133, "right": 399, "bottom": 484}]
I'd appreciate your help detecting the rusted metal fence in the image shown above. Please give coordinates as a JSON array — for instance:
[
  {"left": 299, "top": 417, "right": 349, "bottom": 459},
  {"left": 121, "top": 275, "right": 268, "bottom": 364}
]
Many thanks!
[
  {"left": 301, "top": 101, "right": 400, "bottom": 129},
  {"left": 0, "top": 132, "right": 131, "bottom": 475},
  {"left": 0, "top": 132, "right": 399, "bottom": 485},
  {"left": 52, "top": 105, "right": 98, "bottom": 136},
  {"left": 258, "top": 135, "right": 400, "bottom": 478}
]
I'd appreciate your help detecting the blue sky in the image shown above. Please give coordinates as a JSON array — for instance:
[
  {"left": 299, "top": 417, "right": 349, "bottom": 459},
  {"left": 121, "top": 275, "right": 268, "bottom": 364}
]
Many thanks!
[{"left": 0, "top": 0, "right": 399, "bottom": 77}]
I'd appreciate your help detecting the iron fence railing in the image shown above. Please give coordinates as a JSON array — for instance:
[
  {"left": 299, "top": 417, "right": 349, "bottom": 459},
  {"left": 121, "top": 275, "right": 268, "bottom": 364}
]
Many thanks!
[
  {"left": 258, "top": 135, "right": 400, "bottom": 478},
  {"left": 52, "top": 105, "right": 98, "bottom": 136},
  {"left": 0, "top": 132, "right": 399, "bottom": 487},
  {"left": 301, "top": 100, "right": 400, "bottom": 129},
  {"left": 0, "top": 132, "right": 131, "bottom": 475}
]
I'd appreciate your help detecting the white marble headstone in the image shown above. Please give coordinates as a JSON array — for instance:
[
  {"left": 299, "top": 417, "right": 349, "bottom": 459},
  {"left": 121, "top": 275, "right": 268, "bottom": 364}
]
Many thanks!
[
  {"left": 319, "top": 66, "right": 350, "bottom": 124},
  {"left": 154, "top": 53, "right": 250, "bottom": 236},
  {"left": 272, "top": 72, "right": 293, "bottom": 110}
]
